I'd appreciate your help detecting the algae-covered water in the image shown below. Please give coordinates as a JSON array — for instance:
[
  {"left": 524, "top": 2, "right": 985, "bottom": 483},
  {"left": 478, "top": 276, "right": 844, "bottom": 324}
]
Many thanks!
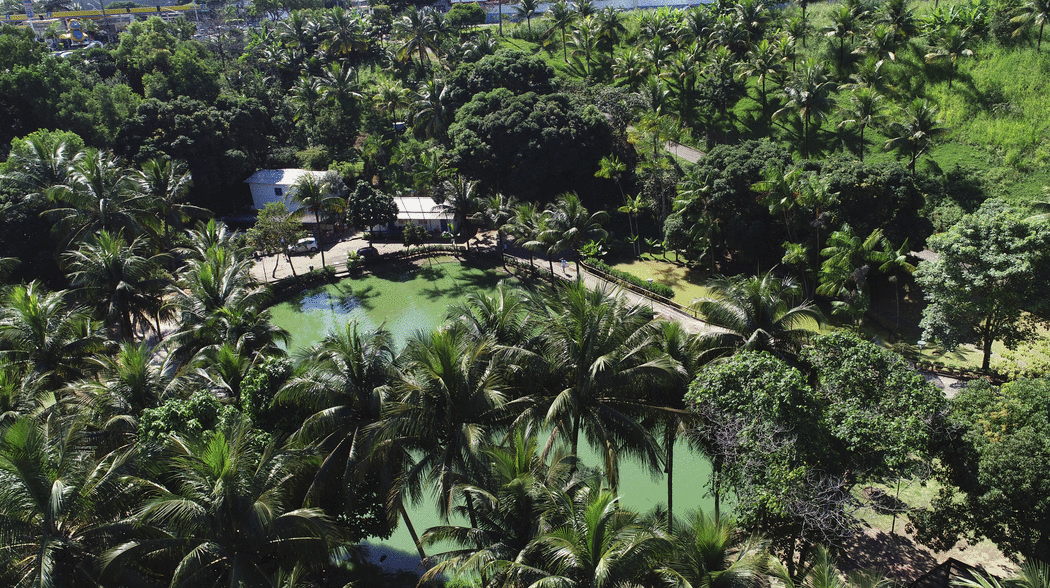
[
  {"left": 269, "top": 261, "right": 714, "bottom": 572},
  {"left": 270, "top": 261, "right": 515, "bottom": 351}
]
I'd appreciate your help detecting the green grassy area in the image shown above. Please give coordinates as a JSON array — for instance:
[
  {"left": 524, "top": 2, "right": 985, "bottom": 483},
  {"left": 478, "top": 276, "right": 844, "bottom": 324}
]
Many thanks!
[{"left": 609, "top": 255, "right": 714, "bottom": 307}]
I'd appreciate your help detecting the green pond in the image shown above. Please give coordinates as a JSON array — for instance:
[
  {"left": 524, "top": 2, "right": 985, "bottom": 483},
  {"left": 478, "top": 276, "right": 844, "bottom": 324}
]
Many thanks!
[{"left": 270, "top": 261, "right": 714, "bottom": 573}]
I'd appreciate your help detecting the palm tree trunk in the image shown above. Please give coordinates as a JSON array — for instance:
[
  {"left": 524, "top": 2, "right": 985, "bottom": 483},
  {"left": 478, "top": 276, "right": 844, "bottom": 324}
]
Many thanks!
[
  {"left": 400, "top": 503, "right": 428, "bottom": 562},
  {"left": 665, "top": 424, "right": 674, "bottom": 532},
  {"left": 315, "top": 224, "right": 326, "bottom": 269}
]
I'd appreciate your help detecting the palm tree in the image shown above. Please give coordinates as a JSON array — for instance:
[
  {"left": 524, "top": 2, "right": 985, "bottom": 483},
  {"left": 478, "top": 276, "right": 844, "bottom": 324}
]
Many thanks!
[
  {"left": 883, "top": 98, "right": 947, "bottom": 172},
  {"left": 523, "top": 483, "right": 673, "bottom": 588},
  {"left": 447, "top": 281, "right": 536, "bottom": 347},
  {"left": 773, "top": 62, "right": 836, "bottom": 158},
  {"left": 49, "top": 148, "right": 153, "bottom": 248},
  {"left": 73, "top": 341, "right": 173, "bottom": 440},
  {"left": 0, "top": 282, "right": 105, "bottom": 388},
  {"left": 381, "top": 329, "right": 510, "bottom": 530},
  {"left": 817, "top": 224, "right": 889, "bottom": 327},
  {"left": 510, "top": 202, "right": 545, "bottom": 271},
  {"left": 0, "top": 418, "right": 136, "bottom": 588},
  {"left": 289, "top": 74, "right": 322, "bottom": 124},
  {"left": 879, "top": 0, "right": 920, "bottom": 40},
  {"left": 661, "top": 510, "right": 770, "bottom": 588},
  {"left": 291, "top": 172, "right": 344, "bottom": 268},
  {"left": 545, "top": 1, "right": 575, "bottom": 62},
  {"left": 690, "top": 272, "right": 824, "bottom": 362},
  {"left": 751, "top": 163, "right": 805, "bottom": 243},
  {"left": 878, "top": 237, "right": 915, "bottom": 334},
  {"left": 167, "top": 245, "right": 273, "bottom": 361},
  {"left": 516, "top": 0, "right": 539, "bottom": 31},
  {"left": 957, "top": 559, "right": 1050, "bottom": 588},
  {"left": 0, "top": 133, "right": 77, "bottom": 204},
  {"left": 274, "top": 323, "right": 395, "bottom": 511},
  {"left": 394, "top": 7, "right": 439, "bottom": 71},
  {"left": 521, "top": 282, "right": 672, "bottom": 488},
  {"left": 739, "top": 38, "right": 783, "bottom": 118},
  {"left": 437, "top": 176, "right": 485, "bottom": 249},
  {"left": 63, "top": 230, "right": 171, "bottom": 341},
  {"left": 837, "top": 86, "right": 885, "bottom": 161},
  {"left": 318, "top": 60, "right": 362, "bottom": 109},
  {"left": 138, "top": 157, "right": 201, "bottom": 255},
  {"left": 1011, "top": 0, "right": 1050, "bottom": 51},
  {"left": 569, "top": 16, "right": 601, "bottom": 76},
  {"left": 104, "top": 421, "right": 344, "bottom": 586},
  {"left": 481, "top": 193, "right": 519, "bottom": 266},
  {"left": 770, "top": 545, "right": 888, "bottom": 588},
  {"left": 823, "top": 3, "right": 861, "bottom": 65},
  {"left": 420, "top": 430, "right": 568, "bottom": 587},
  {"left": 538, "top": 193, "right": 609, "bottom": 277},
  {"left": 924, "top": 25, "right": 973, "bottom": 90},
  {"left": 373, "top": 78, "right": 410, "bottom": 121},
  {"left": 412, "top": 77, "right": 454, "bottom": 140}
]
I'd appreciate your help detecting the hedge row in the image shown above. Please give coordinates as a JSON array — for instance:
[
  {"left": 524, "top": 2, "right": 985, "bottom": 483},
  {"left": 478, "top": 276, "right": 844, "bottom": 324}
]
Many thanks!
[{"left": 583, "top": 258, "right": 675, "bottom": 299}]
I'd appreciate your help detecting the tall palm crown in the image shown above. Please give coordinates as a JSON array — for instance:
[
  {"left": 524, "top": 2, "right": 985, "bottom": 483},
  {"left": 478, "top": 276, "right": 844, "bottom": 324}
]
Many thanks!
[
  {"left": 522, "top": 483, "right": 673, "bottom": 588},
  {"left": 105, "top": 422, "right": 344, "bottom": 586},
  {"left": 49, "top": 149, "right": 153, "bottom": 248},
  {"left": 382, "top": 328, "right": 510, "bottom": 522},
  {"left": 62, "top": 230, "right": 171, "bottom": 342},
  {"left": 1011, "top": 0, "right": 1050, "bottom": 51},
  {"left": 291, "top": 171, "right": 344, "bottom": 268},
  {"left": 0, "top": 417, "right": 135, "bottom": 588},
  {"left": 0, "top": 282, "right": 105, "bottom": 388},
  {"left": 538, "top": 192, "right": 609, "bottom": 276},
  {"left": 690, "top": 272, "right": 824, "bottom": 362},
  {"left": 883, "top": 98, "right": 946, "bottom": 171},
  {"left": 1, "top": 134, "right": 77, "bottom": 204},
  {"left": 275, "top": 323, "right": 396, "bottom": 511},
  {"left": 773, "top": 62, "right": 835, "bottom": 158},
  {"left": 662, "top": 510, "right": 770, "bottom": 588},
  {"left": 138, "top": 157, "right": 199, "bottom": 253},
  {"left": 521, "top": 282, "right": 672, "bottom": 488}
]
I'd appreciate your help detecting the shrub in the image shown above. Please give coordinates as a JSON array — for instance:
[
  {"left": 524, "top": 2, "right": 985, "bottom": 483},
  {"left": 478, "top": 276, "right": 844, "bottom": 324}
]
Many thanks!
[
  {"left": 584, "top": 258, "right": 675, "bottom": 299},
  {"left": 446, "top": 3, "right": 485, "bottom": 27},
  {"left": 403, "top": 223, "right": 429, "bottom": 246}
]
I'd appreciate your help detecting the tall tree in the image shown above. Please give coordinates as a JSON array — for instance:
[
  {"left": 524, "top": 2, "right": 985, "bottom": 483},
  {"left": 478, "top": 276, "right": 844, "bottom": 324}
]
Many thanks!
[
  {"left": 291, "top": 171, "right": 344, "bottom": 268},
  {"left": 538, "top": 192, "right": 608, "bottom": 276},
  {"left": 772, "top": 63, "right": 835, "bottom": 159},
  {"left": 0, "top": 418, "right": 135, "bottom": 588},
  {"left": 104, "top": 421, "right": 345, "bottom": 586},
  {"left": 883, "top": 99, "right": 947, "bottom": 172},
  {"left": 63, "top": 230, "right": 171, "bottom": 341},
  {"left": 1011, "top": 0, "right": 1050, "bottom": 51},
  {"left": 519, "top": 282, "right": 671, "bottom": 488},
  {"left": 915, "top": 199, "right": 1050, "bottom": 371}
]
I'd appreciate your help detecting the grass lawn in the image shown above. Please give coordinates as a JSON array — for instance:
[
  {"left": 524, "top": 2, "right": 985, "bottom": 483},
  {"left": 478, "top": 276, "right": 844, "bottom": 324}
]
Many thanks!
[{"left": 609, "top": 255, "right": 714, "bottom": 307}]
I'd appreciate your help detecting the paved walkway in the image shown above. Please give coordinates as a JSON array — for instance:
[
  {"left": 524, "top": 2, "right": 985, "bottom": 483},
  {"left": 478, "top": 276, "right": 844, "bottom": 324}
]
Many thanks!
[{"left": 535, "top": 258, "right": 713, "bottom": 334}]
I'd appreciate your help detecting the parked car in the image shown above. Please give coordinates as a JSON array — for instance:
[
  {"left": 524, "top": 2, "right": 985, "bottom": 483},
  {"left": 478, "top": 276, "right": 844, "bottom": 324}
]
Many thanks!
[
  {"left": 289, "top": 237, "right": 319, "bottom": 254},
  {"left": 357, "top": 246, "right": 379, "bottom": 258}
]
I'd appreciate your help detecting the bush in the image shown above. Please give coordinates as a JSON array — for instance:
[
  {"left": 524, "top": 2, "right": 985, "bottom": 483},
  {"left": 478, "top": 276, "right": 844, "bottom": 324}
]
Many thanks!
[
  {"left": 584, "top": 258, "right": 675, "bottom": 299},
  {"left": 403, "top": 223, "right": 429, "bottom": 246},
  {"left": 295, "top": 146, "right": 330, "bottom": 171},
  {"left": 446, "top": 3, "right": 485, "bottom": 27}
]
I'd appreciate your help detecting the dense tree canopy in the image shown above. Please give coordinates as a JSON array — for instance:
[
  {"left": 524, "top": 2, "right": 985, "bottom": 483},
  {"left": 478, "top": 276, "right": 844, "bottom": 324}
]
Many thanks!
[
  {"left": 916, "top": 199, "right": 1050, "bottom": 371},
  {"left": 917, "top": 377, "right": 1050, "bottom": 562},
  {"left": 449, "top": 88, "right": 614, "bottom": 201}
]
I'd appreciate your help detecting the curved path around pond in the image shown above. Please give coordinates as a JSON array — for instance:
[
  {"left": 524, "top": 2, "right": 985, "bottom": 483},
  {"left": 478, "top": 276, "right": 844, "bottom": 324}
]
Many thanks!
[{"left": 251, "top": 230, "right": 714, "bottom": 334}]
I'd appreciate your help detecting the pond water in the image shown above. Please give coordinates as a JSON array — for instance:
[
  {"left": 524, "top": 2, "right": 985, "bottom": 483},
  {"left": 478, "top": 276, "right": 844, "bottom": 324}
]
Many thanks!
[
  {"left": 270, "top": 260, "right": 515, "bottom": 351},
  {"left": 269, "top": 261, "right": 715, "bottom": 573}
]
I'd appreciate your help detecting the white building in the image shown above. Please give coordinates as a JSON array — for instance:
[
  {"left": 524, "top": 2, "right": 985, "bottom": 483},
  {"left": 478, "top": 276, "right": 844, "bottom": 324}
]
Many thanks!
[
  {"left": 244, "top": 169, "right": 328, "bottom": 212},
  {"left": 373, "top": 195, "right": 452, "bottom": 233}
]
